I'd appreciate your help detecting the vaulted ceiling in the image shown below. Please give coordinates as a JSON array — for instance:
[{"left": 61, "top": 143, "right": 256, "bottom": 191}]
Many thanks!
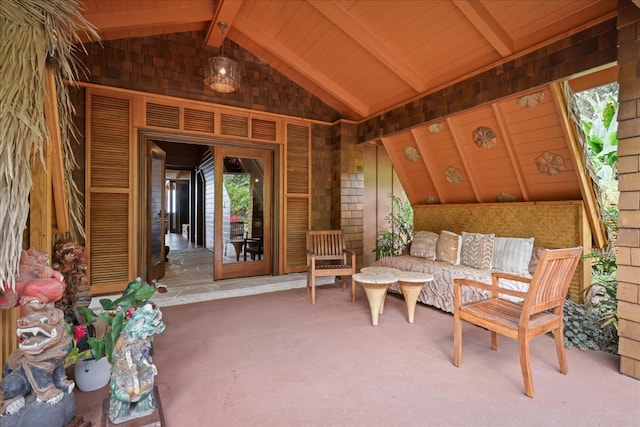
[
  {"left": 80, "top": 0, "right": 618, "bottom": 122},
  {"left": 78, "top": 0, "right": 620, "bottom": 245}
]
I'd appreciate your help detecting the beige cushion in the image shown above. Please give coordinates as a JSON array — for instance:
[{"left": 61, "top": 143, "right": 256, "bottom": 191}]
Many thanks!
[
  {"left": 460, "top": 232, "right": 494, "bottom": 270},
  {"left": 492, "top": 236, "right": 535, "bottom": 276},
  {"left": 436, "top": 230, "right": 461, "bottom": 265},
  {"left": 410, "top": 231, "right": 439, "bottom": 260}
]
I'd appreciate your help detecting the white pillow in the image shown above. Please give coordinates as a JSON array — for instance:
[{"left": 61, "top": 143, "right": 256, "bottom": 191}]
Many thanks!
[
  {"left": 410, "top": 231, "right": 439, "bottom": 260},
  {"left": 436, "top": 230, "right": 461, "bottom": 265},
  {"left": 492, "top": 237, "right": 534, "bottom": 276}
]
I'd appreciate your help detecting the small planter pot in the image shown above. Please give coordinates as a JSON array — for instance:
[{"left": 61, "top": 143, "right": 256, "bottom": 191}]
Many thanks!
[{"left": 74, "top": 357, "right": 111, "bottom": 392}]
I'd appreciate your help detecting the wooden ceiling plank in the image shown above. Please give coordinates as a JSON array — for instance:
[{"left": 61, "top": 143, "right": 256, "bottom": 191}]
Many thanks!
[
  {"left": 550, "top": 82, "right": 606, "bottom": 248},
  {"left": 308, "top": 0, "right": 427, "bottom": 93},
  {"left": 411, "top": 128, "right": 444, "bottom": 203},
  {"left": 206, "top": 0, "right": 244, "bottom": 47},
  {"left": 84, "top": 3, "right": 214, "bottom": 34},
  {"left": 491, "top": 102, "right": 530, "bottom": 201},
  {"left": 452, "top": 0, "right": 514, "bottom": 57},
  {"left": 233, "top": 14, "right": 370, "bottom": 117},
  {"left": 446, "top": 117, "right": 482, "bottom": 202}
]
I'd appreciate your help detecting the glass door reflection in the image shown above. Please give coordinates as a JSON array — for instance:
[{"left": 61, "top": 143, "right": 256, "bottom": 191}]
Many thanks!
[{"left": 222, "top": 156, "right": 264, "bottom": 264}]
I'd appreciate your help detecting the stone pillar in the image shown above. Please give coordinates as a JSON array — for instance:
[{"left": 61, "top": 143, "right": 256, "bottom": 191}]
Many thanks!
[{"left": 616, "top": 0, "right": 640, "bottom": 380}]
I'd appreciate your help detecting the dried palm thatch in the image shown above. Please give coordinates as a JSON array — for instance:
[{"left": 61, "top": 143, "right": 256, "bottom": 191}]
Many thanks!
[{"left": 0, "top": 0, "right": 98, "bottom": 291}]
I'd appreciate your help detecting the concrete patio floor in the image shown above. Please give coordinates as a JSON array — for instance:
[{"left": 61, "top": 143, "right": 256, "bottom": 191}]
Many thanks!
[{"left": 74, "top": 280, "right": 640, "bottom": 427}]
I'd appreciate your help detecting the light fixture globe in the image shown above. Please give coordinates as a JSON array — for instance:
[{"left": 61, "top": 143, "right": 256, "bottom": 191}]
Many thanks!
[
  {"left": 205, "top": 56, "right": 240, "bottom": 93},
  {"left": 204, "top": 22, "right": 240, "bottom": 93}
]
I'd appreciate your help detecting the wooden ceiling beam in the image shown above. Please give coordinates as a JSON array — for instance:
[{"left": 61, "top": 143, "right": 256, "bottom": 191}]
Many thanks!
[
  {"left": 452, "top": 0, "right": 513, "bottom": 57},
  {"left": 411, "top": 127, "right": 443, "bottom": 203},
  {"left": 205, "top": 0, "right": 244, "bottom": 48},
  {"left": 491, "top": 103, "right": 530, "bottom": 201},
  {"left": 83, "top": 3, "right": 214, "bottom": 34},
  {"left": 446, "top": 117, "right": 482, "bottom": 202},
  {"left": 232, "top": 14, "right": 370, "bottom": 117},
  {"left": 308, "top": 0, "right": 427, "bottom": 93}
]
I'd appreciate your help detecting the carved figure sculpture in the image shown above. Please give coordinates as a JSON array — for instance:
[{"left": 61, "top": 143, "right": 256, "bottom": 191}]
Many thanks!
[
  {"left": 1, "top": 300, "right": 74, "bottom": 417},
  {"left": 52, "top": 240, "right": 91, "bottom": 314},
  {"left": 108, "top": 303, "right": 165, "bottom": 424},
  {"left": 0, "top": 248, "right": 65, "bottom": 310}
]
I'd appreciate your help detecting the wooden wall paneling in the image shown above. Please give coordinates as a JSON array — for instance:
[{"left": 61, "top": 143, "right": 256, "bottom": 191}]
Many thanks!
[
  {"left": 0, "top": 307, "right": 20, "bottom": 368},
  {"left": 200, "top": 148, "right": 215, "bottom": 251}
]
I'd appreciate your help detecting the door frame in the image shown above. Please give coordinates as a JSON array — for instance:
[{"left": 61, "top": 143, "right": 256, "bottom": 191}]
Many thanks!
[{"left": 137, "top": 129, "right": 280, "bottom": 282}]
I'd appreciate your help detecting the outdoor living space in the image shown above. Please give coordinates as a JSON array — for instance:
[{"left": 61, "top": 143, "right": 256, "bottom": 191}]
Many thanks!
[{"left": 72, "top": 284, "right": 640, "bottom": 426}]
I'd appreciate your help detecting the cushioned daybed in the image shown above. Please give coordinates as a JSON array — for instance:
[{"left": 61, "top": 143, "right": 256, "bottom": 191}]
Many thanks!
[{"left": 372, "top": 230, "right": 541, "bottom": 313}]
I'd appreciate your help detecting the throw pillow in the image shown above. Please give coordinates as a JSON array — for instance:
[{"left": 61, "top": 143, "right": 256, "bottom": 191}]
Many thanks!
[
  {"left": 460, "top": 232, "right": 495, "bottom": 270},
  {"left": 436, "top": 230, "right": 461, "bottom": 265},
  {"left": 528, "top": 246, "right": 545, "bottom": 275},
  {"left": 492, "top": 236, "right": 535, "bottom": 276},
  {"left": 410, "top": 231, "right": 439, "bottom": 260}
]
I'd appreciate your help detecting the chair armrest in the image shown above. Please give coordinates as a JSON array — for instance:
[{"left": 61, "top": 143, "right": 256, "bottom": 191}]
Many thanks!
[
  {"left": 491, "top": 271, "right": 532, "bottom": 284},
  {"left": 453, "top": 278, "right": 528, "bottom": 299}
]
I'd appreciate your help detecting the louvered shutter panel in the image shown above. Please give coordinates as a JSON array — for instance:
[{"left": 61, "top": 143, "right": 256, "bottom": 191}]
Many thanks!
[
  {"left": 285, "top": 123, "right": 310, "bottom": 272},
  {"left": 146, "top": 103, "right": 179, "bottom": 129},
  {"left": 88, "top": 94, "right": 132, "bottom": 294}
]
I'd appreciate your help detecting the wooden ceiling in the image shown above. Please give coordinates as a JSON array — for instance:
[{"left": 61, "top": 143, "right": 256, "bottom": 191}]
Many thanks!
[{"left": 79, "top": 0, "right": 618, "bottom": 122}]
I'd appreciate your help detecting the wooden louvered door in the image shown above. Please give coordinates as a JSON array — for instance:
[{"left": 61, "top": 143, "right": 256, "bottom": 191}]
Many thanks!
[
  {"left": 87, "top": 93, "right": 134, "bottom": 295},
  {"left": 147, "top": 142, "right": 166, "bottom": 281},
  {"left": 214, "top": 146, "right": 272, "bottom": 280}
]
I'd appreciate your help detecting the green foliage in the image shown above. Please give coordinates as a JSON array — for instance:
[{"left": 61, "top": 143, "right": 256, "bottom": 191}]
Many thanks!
[
  {"left": 66, "top": 278, "right": 157, "bottom": 365},
  {"left": 563, "top": 85, "right": 620, "bottom": 355},
  {"left": 224, "top": 174, "right": 250, "bottom": 222},
  {"left": 373, "top": 193, "right": 413, "bottom": 260}
]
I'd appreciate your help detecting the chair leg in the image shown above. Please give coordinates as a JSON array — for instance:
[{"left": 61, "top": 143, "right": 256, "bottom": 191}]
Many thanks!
[
  {"left": 491, "top": 331, "right": 499, "bottom": 350},
  {"left": 350, "top": 276, "right": 356, "bottom": 302},
  {"left": 554, "top": 327, "right": 568, "bottom": 375},
  {"left": 306, "top": 272, "right": 311, "bottom": 294},
  {"left": 453, "top": 308, "right": 462, "bottom": 367},
  {"left": 518, "top": 336, "right": 535, "bottom": 398},
  {"left": 311, "top": 272, "right": 317, "bottom": 304}
]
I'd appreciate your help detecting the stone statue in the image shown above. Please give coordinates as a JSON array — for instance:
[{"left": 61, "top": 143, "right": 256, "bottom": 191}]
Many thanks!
[
  {"left": 108, "top": 303, "right": 165, "bottom": 424},
  {"left": 1, "top": 300, "right": 75, "bottom": 427},
  {"left": 0, "top": 248, "right": 75, "bottom": 427}
]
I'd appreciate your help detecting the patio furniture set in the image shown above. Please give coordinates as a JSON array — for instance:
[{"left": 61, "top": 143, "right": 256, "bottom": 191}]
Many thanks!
[{"left": 305, "top": 228, "right": 582, "bottom": 398}]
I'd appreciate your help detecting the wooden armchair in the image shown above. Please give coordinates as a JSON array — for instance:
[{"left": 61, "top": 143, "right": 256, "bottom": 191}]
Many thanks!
[
  {"left": 453, "top": 246, "right": 582, "bottom": 398},
  {"left": 306, "top": 230, "right": 356, "bottom": 304},
  {"left": 225, "top": 221, "right": 245, "bottom": 258}
]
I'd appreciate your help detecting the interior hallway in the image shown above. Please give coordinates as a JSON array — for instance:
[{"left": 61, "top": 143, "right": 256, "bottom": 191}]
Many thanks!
[{"left": 151, "top": 233, "right": 332, "bottom": 308}]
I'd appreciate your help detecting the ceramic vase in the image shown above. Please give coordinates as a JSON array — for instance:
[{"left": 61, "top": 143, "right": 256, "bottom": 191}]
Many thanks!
[{"left": 74, "top": 357, "right": 111, "bottom": 392}]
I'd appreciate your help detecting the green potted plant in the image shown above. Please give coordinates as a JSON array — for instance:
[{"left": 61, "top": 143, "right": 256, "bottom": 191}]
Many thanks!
[
  {"left": 373, "top": 193, "right": 414, "bottom": 260},
  {"left": 65, "top": 278, "right": 157, "bottom": 391}
]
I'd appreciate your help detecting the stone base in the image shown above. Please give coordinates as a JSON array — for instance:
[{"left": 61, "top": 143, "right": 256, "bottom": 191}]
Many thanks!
[
  {"left": 100, "top": 386, "right": 164, "bottom": 427},
  {"left": 0, "top": 391, "right": 75, "bottom": 427}
]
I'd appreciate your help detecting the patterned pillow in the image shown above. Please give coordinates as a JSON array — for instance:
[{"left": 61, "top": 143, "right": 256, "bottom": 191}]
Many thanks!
[
  {"left": 436, "top": 230, "right": 461, "bottom": 265},
  {"left": 492, "top": 237, "right": 535, "bottom": 276},
  {"left": 410, "top": 231, "right": 439, "bottom": 260},
  {"left": 460, "top": 232, "right": 495, "bottom": 270}
]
